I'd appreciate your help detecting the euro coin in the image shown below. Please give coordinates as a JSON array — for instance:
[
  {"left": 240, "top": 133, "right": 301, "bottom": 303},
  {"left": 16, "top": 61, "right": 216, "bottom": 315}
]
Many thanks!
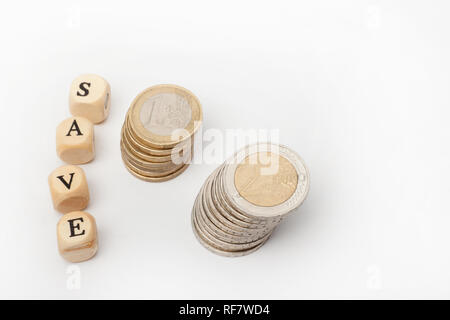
[
  {"left": 191, "top": 143, "right": 309, "bottom": 257},
  {"left": 120, "top": 84, "right": 202, "bottom": 182}
]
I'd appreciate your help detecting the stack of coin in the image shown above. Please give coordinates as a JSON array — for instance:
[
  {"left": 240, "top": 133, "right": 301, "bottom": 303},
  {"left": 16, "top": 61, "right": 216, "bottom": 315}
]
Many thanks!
[
  {"left": 192, "top": 143, "right": 310, "bottom": 257},
  {"left": 120, "top": 84, "right": 202, "bottom": 182}
]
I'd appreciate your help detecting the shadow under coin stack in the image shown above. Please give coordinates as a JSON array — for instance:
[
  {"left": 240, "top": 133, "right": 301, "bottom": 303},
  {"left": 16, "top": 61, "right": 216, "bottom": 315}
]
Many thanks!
[
  {"left": 192, "top": 143, "right": 310, "bottom": 257},
  {"left": 121, "top": 84, "right": 202, "bottom": 182}
]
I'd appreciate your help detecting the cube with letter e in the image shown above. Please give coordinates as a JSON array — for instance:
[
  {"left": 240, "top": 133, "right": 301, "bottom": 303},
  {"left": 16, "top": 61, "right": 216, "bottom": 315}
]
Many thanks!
[{"left": 57, "top": 211, "right": 98, "bottom": 263}]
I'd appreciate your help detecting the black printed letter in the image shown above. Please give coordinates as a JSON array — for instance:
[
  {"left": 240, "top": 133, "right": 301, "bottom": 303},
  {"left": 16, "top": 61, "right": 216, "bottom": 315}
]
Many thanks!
[
  {"left": 66, "top": 119, "right": 83, "bottom": 136},
  {"left": 68, "top": 218, "right": 86, "bottom": 238},
  {"left": 77, "top": 82, "right": 91, "bottom": 97},
  {"left": 56, "top": 173, "right": 75, "bottom": 190}
]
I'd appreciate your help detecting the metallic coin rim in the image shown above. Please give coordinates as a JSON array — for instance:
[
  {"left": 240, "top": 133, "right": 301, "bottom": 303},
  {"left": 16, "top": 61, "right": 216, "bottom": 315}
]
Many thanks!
[
  {"left": 206, "top": 173, "right": 273, "bottom": 231},
  {"left": 196, "top": 175, "right": 254, "bottom": 237},
  {"left": 214, "top": 165, "right": 281, "bottom": 228},
  {"left": 120, "top": 141, "right": 188, "bottom": 172},
  {"left": 194, "top": 194, "right": 272, "bottom": 245},
  {"left": 121, "top": 149, "right": 185, "bottom": 177},
  {"left": 122, "top": 125, "right": 189, "bottom": 163},
  {"left": 217, "top": 163, "right": 283, "bottom": 225},
  {"left": 214, "top": 165, "right": 265, "bottom": 224},
  {"left": 121, "top": 152, "right": 191, "bottom": 182},
  {"left": 121, "top": 139, "right": 191, "bottom": 170},
  {"left": 223, "top": 143, "right": 310, "bottom": 218},
  {"left": 191, "top": 209, "right": 267, "bottom": 257},
  {"left": 129, "top": 84, "right": 202, "bottom": 149},
  {"left": 194, "top": 207, "right": 271, "bottom": 251},
  {"left": 217, "top": 174, "right": 282, "bottom": 227},
  {"left": 213, "top": 165, "right": 258, "bottom": 224},
  {"left": 196, "top": 176, "right": 272, "bottom": 242},
  {"left": 125, "top": 114, "right": 193, "bottom": 155},
  {"left": 204, "top": 174, "right": 260, "bottom": 231}
]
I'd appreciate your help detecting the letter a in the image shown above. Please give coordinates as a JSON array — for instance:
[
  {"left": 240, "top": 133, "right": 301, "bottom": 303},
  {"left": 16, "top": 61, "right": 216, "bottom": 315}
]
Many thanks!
[{"left": 66, "top": 119, "right": 83, "bottom": 136}]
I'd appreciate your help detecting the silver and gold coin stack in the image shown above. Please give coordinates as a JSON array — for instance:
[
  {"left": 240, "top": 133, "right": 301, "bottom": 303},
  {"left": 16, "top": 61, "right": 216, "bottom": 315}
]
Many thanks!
[
  {"left": 120, "top": 84, "right": 202, "bottom": 182},
  {"left": 192, "top": 143, "right": 310, "bottom": 257}
]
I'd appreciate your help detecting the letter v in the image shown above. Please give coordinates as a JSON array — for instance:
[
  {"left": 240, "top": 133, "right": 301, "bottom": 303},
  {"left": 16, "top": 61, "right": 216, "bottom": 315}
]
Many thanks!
[{"left": 57, "top": 173, "right": 75, "bottom": 190}]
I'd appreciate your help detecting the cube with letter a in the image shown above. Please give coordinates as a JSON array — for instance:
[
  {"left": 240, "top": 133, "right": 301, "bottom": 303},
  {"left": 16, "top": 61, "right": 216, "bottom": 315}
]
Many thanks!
[{"left": 56, "top": 116, "right": 95, "bottom": 164}]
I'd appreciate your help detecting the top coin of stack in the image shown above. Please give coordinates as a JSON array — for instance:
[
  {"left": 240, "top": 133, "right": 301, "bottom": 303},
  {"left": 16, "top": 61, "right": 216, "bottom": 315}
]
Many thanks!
[
  {"left": 191, "top": 143, "right": 310, "bottom": 257},
  {"left": 121, "top": 84, "right": 202, "bottom": 182}
]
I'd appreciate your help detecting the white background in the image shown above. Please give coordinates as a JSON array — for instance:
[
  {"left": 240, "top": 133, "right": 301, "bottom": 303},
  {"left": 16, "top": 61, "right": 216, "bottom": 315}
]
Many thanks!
[{"left": 1, "top": 0, "right": 449, "bottom": 299}]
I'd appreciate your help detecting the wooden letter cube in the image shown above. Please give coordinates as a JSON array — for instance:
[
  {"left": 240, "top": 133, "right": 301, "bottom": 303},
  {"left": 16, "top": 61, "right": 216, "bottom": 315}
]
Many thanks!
[
  {"left": 69, "top": 74, "right": 111, "bottom": 124},
  {"left": 57, "top": 211, "right": 98, "bottom": 263},
  {"left": 56, "top": 116, "right": 95, "bottom": 164},
  {"left": 48, "top": 165, "right": 90, "bottom": 214}
]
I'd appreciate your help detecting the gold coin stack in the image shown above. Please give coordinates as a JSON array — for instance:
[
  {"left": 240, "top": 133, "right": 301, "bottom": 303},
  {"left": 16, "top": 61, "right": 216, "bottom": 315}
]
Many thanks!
[
  {"left": 121, "top": 84, "right": 202, "bottom": 182},
  {"left": 192, "top": 143, "right": 310, "bottom": 257}
]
